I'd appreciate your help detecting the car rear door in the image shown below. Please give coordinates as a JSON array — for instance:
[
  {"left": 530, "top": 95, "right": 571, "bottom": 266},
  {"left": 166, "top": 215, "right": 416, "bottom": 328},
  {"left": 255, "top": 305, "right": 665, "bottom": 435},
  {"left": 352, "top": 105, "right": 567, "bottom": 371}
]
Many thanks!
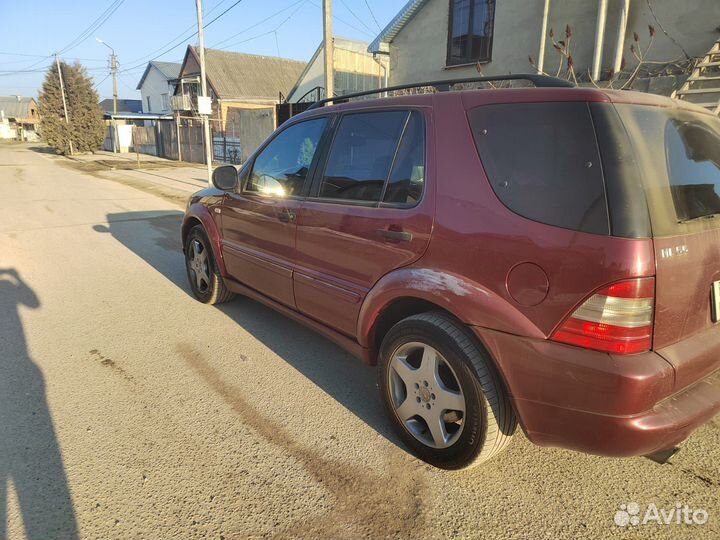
[
  {"left": 293, "top": 108, "right": 434, "bottom": 336},
  {"left": 220, "top": 116, "right": 329, "bottom": 308},
  {"left": 614, "top": 103, "right": 720, "bottom": 384}
]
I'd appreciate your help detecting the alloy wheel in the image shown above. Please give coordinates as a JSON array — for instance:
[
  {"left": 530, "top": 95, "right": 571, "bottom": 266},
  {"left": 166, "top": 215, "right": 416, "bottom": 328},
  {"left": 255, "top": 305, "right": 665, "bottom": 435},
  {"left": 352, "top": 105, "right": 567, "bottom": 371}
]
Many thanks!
[
  {"left": 388, "top": 342, "right": 466, "bottom": 449},
  {"left": 188, "top": 239, "right": 211, "bottom": 294}
]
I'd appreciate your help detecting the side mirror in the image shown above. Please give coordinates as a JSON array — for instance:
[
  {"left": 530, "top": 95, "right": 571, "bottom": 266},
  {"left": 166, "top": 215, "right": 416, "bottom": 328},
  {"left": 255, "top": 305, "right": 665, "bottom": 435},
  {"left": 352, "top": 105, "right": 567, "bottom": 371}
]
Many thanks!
[{"left": 212, "top": 166, "right": 238, "bottom": 191}]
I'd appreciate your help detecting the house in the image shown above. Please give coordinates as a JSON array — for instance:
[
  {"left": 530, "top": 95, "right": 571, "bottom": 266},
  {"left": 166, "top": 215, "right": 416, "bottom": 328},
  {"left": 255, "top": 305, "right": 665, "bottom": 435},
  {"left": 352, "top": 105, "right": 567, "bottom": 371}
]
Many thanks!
[
  {"left": 100, "top": 99, "right": 143, "bottom": 115},
  {"left": 173, "top": 46, "right": 306, "bottom": 160},
  {"left": 287, "top": 37, "right": 386, "bottom": 103},
  {"left": 136, "top": 61, "right": 182, "bottom": 114},
  {"left": 368, "top": 0, "right": 720, "bottom": 88},
  {"left": 0, "top": 96, "right": 39, "bottom": 141}
]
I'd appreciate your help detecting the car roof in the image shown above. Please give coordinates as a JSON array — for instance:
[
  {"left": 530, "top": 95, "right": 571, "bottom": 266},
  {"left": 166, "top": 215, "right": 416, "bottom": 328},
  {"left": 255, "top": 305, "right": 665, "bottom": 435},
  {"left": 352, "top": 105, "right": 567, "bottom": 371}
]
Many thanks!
[{"left": 292, "top": 86, "right": 713, "bottom": 123}]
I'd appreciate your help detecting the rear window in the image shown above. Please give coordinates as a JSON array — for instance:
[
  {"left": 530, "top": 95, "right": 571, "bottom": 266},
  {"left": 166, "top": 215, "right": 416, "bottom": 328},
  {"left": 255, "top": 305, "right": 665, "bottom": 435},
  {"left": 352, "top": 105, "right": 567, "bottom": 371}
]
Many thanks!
[
  {"left": 469, "top": 102, "right": 610, "bottom": 235},
  {"left": 615, "top": 104, "right": 720, "bottom": 234}
]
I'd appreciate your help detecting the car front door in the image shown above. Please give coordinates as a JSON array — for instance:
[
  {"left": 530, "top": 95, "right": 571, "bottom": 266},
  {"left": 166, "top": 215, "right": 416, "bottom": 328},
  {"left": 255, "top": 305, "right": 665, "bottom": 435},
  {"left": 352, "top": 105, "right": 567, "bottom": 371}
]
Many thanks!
[
  {"left": 220, "top": 116, "right": 329, "bottom": 308},
  {"left": 294, "top": 109, "right": 433, "bottom": 336}
]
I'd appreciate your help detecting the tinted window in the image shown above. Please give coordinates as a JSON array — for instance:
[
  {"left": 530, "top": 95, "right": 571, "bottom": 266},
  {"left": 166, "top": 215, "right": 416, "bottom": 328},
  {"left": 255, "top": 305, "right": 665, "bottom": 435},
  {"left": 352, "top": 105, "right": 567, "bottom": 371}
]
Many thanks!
[
  {"left": 319, "top": 111, "right": 408, "bottom": 203},
  {"left": 666, "top": 119, "right": 720, "bottom": 221},
  {"left": 247, "top": 118, "right": 327, "bottom": 197},
  {"left": 448, "top": 0, "right": 495, "bottom": 66},
  {"left": 615, "top": 104, "right": 720, "bottom": 234},
  {"left": 383, "top": 111, "right": 425, "bottom": 205},
  {"left": 469, "top": 102, "right": 609, "bottom": 235}
]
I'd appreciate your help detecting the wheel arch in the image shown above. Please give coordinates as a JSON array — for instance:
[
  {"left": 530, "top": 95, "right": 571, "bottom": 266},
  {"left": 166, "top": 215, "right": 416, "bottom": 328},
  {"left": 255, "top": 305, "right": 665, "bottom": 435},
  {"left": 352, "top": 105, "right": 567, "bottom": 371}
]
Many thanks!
[
  {"left": 182, "top": 205, "right": 227, "bottom": 275},
  {"left": 358, "top": 267, "right": 544, "bottom": 364}
]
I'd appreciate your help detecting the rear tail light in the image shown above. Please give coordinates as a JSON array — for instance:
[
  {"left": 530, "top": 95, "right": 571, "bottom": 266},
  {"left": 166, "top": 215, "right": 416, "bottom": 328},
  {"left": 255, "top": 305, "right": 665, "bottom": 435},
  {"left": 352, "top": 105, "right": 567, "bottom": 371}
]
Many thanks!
[{"left": 551, "top": 277, "right": 655, "bottom": 355}]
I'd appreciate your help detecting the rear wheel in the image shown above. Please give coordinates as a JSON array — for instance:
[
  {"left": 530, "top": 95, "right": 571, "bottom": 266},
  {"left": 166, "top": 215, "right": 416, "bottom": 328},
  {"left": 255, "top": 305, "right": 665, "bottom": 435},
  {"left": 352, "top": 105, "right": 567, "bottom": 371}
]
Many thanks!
[
  {"left": 378, "top": 312, "right": 516, "bottom": 469},
  {"left": 184, "top": 225, "right": 234, "bottom": 305}
]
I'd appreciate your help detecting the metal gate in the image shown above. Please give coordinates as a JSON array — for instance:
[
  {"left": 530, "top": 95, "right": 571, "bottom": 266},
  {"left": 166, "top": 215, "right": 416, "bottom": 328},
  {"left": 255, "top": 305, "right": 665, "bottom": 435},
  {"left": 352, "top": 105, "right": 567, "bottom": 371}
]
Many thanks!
[
  {"left": 157, "top": 119, "right": 179, "bottom": 161},
  {"left": 276, "top": 102, "right": 314, "bottom": 126},
  {"left": 212, "top": 134, "right": 242, "bottom": 164},
  {"left": 178, "top": 120, "right": 205, "bottom": 164},
  {"left": 224, "top": 107, "right": 275, "bottom": 162}
]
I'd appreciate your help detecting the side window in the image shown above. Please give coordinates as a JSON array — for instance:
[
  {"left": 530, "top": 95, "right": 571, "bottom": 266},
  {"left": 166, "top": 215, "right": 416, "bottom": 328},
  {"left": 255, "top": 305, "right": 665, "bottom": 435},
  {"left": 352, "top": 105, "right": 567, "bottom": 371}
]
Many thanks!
[
  {"left": 319, "top": 111, "right": 408, "bottom": 203},
  {"left": 246, "top": 117, "right": 327, "bottom": 197},
  {"left": 469, "top": 102, "right": 609, "bottom": 235},
  {"left": 383, "top": 111, "right": 425, "bottom": 205}
]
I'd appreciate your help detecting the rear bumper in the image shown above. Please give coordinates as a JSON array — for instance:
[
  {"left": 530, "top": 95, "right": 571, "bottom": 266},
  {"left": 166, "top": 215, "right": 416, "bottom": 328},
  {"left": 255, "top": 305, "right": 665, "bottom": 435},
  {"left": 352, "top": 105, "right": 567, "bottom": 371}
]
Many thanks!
[{"left": 474, "top": 327, "right": 720, "bottom": 457}]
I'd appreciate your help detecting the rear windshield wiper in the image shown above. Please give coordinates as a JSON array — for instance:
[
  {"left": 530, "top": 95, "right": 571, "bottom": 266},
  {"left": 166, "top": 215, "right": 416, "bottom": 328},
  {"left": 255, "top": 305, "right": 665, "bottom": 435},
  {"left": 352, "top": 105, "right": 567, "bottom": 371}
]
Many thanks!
[{"left": 678, "top": 213, "right": 720, "bottom": 224}]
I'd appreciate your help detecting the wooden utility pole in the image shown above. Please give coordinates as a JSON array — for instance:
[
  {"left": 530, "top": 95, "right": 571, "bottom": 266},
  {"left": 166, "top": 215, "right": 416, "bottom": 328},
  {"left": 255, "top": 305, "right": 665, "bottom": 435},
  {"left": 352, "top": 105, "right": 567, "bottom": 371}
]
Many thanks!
[
  {"left": 196, "top": 0, "right": 213, "bottom": 185},
  {"left": 322, "top": 0, "right": 334, "bottom": 99},
  {"left": 55, "top": 54, "right": 73, "bottom": 156}
]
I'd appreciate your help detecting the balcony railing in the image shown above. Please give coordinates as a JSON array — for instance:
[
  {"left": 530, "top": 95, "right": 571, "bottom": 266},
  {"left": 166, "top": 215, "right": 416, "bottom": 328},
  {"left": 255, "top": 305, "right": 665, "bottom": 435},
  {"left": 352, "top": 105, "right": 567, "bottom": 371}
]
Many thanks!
[{"left": 170, "top": 94, "right": 193, "bottom": 111}]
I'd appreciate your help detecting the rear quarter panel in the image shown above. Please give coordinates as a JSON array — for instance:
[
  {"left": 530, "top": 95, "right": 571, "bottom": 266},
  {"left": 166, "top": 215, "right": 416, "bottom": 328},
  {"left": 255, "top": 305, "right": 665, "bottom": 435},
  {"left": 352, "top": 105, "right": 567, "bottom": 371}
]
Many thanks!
[{"left": 365, "top": 92, "right": 657, "bottom": 342}]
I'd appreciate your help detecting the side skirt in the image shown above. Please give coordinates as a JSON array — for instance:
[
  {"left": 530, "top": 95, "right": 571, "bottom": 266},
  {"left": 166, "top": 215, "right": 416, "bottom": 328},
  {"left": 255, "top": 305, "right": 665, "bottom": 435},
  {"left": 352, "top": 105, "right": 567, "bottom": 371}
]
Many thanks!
[{"left": 223, "top": 277, "right": 372, "bottom": 365}]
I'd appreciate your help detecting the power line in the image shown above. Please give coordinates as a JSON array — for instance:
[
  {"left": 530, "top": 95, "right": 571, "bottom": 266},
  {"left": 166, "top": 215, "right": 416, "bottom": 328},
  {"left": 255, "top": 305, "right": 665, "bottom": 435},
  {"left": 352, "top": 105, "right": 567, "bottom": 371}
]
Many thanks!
[
  {"left": 209, "top": 0, "right": 305, "bottom": 49},
  {"left": 213, "top": 0, "right": 308, "bottom": 51},
  {"left": 0, "top": 51, "right": 51, "bottom": 58},
  {"left": 0, "top": 65, "right": 53, "bottom": 77},
  {"left": 119, "top": 0, "right": 247, "bottom": 75},
  {"left": 363, "top": 0, "right": 382, "bottom": 31},
  {"left": 121, "top": 0, "right": 233, "bottom": 66},
  {"left": 338, "top": 0, "right": 376, "bottom": 35},
  {"left": 307, "top": 0, "right": 374, "bottom": 37},
  {"left": 59, "top": 0, "right": 126, "bottom": 54},
  {"left": 204, "top": 0, "right": 245, "bottom": 29},
  {"left": 0, "top": 1, "right": 126, "bottom": 75},
  {"left": 93, "top": 73, "right": 111, "bottom": 89}
]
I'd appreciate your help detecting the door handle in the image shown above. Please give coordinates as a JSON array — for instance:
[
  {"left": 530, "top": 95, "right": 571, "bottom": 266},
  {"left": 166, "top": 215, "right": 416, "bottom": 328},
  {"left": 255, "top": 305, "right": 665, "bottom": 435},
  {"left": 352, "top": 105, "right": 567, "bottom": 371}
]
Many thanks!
[
  {"left": 377, "top": 228, "right": 413, "bottom": 242},
  {"left": 278, "top": 210, "right": 296, "bottom": 223}
]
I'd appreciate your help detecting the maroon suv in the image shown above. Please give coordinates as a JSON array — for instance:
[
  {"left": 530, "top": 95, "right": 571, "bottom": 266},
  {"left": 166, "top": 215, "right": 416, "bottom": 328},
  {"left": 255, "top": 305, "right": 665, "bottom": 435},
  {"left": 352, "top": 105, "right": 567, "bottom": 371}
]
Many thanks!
[{"left": 182, "top": 76, "right": 720, "bottom": 469}]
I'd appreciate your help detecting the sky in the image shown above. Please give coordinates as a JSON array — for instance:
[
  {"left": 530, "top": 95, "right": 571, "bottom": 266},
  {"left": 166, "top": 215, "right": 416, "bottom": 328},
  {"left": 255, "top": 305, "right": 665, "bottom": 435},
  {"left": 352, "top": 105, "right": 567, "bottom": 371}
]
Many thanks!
[{"left": 0, "top": 0, "right": 405, "bottom": 100}]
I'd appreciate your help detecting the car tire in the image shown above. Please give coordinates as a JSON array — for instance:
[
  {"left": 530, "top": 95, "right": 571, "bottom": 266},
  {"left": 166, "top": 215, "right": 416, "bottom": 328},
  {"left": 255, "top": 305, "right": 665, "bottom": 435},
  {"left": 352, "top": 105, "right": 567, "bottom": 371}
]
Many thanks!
[
  {"left": 184, "top": 225, "right": 234, "bottom": 305},
  {"left": 378, "top": 311, "right": 516, "bottom": 469}
]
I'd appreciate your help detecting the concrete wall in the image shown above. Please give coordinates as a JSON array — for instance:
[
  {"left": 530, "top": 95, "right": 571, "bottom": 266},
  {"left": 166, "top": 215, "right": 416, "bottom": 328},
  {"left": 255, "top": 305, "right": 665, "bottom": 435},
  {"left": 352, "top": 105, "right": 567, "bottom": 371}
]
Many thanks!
[
  {"left": 139, "top": 66, "right": 173, "bottom": 114},
  {"left": 388, "top": 0, "right": 720, "bottom": 85}
]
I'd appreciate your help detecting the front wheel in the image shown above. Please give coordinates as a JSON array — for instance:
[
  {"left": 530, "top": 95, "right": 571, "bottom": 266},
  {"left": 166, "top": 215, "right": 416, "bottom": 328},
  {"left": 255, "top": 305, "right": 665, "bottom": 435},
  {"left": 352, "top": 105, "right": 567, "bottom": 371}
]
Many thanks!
[
  {"left": 378, "top": 312, "right": 516, "bottom": 469},
  {"left": 184, "top": 225, "right": 234, "bottom": 305}
]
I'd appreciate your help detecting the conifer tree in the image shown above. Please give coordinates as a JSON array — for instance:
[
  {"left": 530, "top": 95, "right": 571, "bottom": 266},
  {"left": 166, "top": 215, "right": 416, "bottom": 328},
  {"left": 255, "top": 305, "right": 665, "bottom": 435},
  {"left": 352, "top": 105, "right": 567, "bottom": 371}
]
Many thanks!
[{"left": 39, "top": 61, "right": 105, "bottom": 154}]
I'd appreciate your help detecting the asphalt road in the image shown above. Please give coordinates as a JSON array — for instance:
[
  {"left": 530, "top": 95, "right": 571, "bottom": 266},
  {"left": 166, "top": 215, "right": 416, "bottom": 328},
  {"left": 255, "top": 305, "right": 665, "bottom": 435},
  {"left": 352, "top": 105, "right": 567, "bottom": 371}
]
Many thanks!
[{"left": 0, "top": 143, "right": 718, "bottom": 540}]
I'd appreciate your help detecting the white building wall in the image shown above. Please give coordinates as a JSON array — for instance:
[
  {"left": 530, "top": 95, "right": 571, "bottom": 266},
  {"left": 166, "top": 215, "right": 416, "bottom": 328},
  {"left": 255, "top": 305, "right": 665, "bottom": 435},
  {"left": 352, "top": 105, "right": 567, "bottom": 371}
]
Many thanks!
[
  {"left": 288, "top": 50, "right": 324, "bottom": 102},
  {"left": 389, "top": 0, "right": 720, "bottom": 86},
  {"left": 139, "top": 67, "right": 174, "bottom": 114}
]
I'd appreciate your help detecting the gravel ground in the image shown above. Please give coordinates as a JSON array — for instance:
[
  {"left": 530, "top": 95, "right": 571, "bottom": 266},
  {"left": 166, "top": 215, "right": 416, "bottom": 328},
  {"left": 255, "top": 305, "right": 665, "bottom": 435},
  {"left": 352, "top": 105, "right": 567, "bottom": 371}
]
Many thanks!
[{"left": 0, "top": 143, "right": 718, "bottom": 540}]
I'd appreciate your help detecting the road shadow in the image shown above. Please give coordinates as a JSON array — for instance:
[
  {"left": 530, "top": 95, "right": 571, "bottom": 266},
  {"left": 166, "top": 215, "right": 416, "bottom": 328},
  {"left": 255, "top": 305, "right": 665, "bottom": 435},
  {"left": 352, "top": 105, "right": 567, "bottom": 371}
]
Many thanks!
[
  {"left": 94, "top": 211, "right": 401, "bottom": 447},
  {"left": 0, "top": 269, "right": 79, "bottom": 540},
  {"left": 27, "top": 146, "right": 58, "bottom": 155}
]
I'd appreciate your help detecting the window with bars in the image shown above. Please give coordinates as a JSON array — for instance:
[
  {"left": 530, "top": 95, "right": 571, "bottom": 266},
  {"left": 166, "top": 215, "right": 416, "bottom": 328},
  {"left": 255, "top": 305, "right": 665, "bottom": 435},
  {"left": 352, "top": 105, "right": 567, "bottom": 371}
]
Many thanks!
[{"left": 447, "top": 0, "right": 496, "bottom": 66}]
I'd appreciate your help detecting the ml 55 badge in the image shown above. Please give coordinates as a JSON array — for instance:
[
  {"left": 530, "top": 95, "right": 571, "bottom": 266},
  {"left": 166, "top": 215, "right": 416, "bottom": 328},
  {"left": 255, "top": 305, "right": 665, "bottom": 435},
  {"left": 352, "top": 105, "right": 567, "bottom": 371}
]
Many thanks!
[{"left": 660, "top": 245, "right": 689, "bottom": 259}]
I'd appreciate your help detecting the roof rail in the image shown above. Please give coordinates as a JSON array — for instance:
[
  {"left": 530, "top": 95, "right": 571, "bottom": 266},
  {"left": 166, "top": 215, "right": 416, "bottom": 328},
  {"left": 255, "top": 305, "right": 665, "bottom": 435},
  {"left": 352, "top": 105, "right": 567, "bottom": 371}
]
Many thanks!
[{"left": 306, "top": 74, "right": 575, "bottom": 110}]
